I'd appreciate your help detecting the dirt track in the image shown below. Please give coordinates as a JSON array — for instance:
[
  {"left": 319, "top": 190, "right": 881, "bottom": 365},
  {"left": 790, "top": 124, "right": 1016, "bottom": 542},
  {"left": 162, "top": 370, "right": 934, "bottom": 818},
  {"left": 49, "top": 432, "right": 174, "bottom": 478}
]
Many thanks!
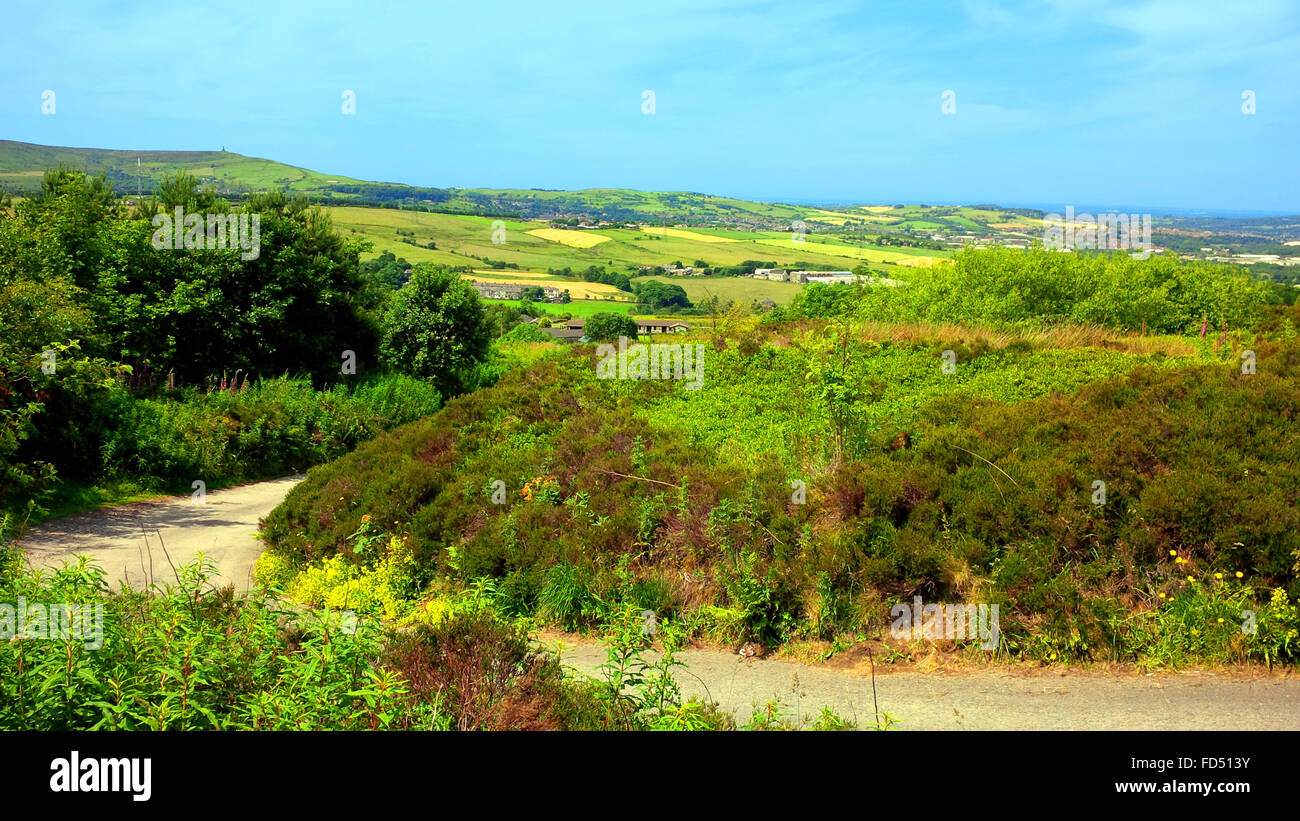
[
  {"left": 17, "top": 475, "right": 304, "bottom": 592},
  {"left": 544, "top": 636, "right": 1300, "bottom": 730},
  {"left": 17, "top": 477, "right": 1300, "bottom": 730}
]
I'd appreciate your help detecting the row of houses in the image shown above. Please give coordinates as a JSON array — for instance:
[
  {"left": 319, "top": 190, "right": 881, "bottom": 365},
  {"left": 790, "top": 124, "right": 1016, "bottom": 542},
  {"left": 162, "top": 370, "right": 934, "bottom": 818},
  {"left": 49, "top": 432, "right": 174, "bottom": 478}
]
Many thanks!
[
  {"left": 470, "top": 281, "right": 566, "bottom": 301},
  {"left": 636, "top": 264, "right": 711, "bottom": 277},
  {"left": 750, "top": 268, "right": 857, "bottom": 283},
  {"left": 527, "top": 316, "right": 690, "bottom": 342}
]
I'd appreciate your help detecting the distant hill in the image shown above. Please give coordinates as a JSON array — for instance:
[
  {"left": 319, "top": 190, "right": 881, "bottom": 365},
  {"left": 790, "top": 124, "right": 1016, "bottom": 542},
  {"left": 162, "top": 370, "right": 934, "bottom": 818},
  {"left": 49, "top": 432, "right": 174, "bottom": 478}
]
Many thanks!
[
  {"left": 0, "top": 140, "right": 865, "bottom": 227},
  {"left": 0, "top": 140, "right": 1038, "bottom": 234},
  {"left": 0, "top": 140, "right": 367, "bottom": 196}
]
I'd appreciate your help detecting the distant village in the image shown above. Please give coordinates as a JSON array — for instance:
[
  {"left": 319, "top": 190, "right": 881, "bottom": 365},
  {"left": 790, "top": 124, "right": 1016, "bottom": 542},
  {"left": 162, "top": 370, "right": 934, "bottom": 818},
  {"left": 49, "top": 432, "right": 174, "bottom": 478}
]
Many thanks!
[{"left": 520, "top": 316, "right": 690, "bottom": 343}]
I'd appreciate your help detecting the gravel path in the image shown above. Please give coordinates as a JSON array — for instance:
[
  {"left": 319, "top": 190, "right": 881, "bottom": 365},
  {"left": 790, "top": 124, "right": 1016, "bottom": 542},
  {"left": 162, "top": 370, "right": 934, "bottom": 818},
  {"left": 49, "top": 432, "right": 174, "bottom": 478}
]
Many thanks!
[
  {"left": 17, "top": 475, "right": 304, "bottom": 592},
  {"left": 16, "top": 478, "right": 1299, "bottom": 730},
  {"left": 544, "top": 636, "right": 1300, "bottom": 730}
]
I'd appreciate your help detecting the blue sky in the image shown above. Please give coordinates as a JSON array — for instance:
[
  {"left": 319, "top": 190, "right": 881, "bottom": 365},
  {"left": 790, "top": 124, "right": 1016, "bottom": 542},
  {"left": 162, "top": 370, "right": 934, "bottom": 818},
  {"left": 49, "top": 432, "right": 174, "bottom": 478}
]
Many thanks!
[{"left": 4, "top": 0, "right": 1298, "bottom": 212}]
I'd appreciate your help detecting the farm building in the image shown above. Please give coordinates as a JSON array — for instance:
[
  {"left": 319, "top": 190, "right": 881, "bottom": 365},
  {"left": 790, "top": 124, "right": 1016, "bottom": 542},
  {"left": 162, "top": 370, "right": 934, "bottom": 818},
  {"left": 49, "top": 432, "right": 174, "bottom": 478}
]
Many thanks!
[
  {"left": 561, "top": 317, "right": 688, "bottom": 335},
  {"left": 801, "top": 271, "right": 856, "bottom": 284},
  {"left": 637, "top": 320, "right": 689, "bottom": 334},
  {"left": 543, "top": 327, "right": 585, "bottom": 342}
]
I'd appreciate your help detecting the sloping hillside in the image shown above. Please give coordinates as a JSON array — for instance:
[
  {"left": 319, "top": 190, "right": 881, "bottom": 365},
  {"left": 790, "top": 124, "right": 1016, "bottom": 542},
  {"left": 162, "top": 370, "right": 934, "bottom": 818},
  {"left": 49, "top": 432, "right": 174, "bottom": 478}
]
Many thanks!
[{"left": 0, "top": 140, "right": 366, "bottom": 194}]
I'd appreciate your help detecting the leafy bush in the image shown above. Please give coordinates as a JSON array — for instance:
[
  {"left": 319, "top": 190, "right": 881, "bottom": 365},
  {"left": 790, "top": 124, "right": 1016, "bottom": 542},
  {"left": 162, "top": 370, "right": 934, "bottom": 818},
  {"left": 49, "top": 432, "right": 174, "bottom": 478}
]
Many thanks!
[
  {"left": 0, "top": 170, "right": 441, "bottom": 528},
  {"left": 0, "top": 552, "right": 694, "bottom": 731},
  {"left": 2, "top": 373, "right": 440, "bottom": 533},
  {"left": 500, "top": 322, "right": 558, "bottom": 344},
  {"left": 782, "top": 247, "right": 1278, "bottom": 335},
  {"left": 585, "top": 312, "right": 640, "bottom": 342},
  {"left": 380, "top": 264, "right": 492, "bottom": 396}
]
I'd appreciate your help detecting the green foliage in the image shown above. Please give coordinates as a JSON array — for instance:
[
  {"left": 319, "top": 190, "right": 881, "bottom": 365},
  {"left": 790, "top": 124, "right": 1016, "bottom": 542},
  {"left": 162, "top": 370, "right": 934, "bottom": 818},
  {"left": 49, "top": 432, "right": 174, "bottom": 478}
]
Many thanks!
[
  {"left": 583, "top": 311, "right": 639, "bottom": 342},
  {"left": 0, "top": 170, "right": 408, "bottom": 526},
  {"left": 742, "top": 700, "right": 879, "bottom": 731},
  {"left": 3, "top": 374, "right": 440, "bottom": 531},
  {"left": 592, "top": 603, "right": 732, "bottom": 730},
  {"left": 538, "top": 563, "right": 600, "bottom": 630},
  {"left": 0, "top": 556, "right": 404, "bottom": 730},
  {"left": 783, "top": 248, "right": 1277, "bottom": 335},
  {"left": 634, "top": 279, "right": 693, "bottom": 309},
  {"left": 0, "top": 172, "right": 380, "bottom": 385},
  {"left": 94, "top": 375, "right": 440, "bottom": 485},
  {"left": 265, "top": 314, "right": 1300, "bottom": 666},
  {"left": 500, "top": 322, "right": 557, "bottom": 344},
  {"left": 0, "top": 553, "right": 672, "bottom": 731},
  {"left": 380, "top": 263, "right": 492, "bottom": 396},
  {"left": 359, "top": 250, "right": 412, "bottom": 302}
]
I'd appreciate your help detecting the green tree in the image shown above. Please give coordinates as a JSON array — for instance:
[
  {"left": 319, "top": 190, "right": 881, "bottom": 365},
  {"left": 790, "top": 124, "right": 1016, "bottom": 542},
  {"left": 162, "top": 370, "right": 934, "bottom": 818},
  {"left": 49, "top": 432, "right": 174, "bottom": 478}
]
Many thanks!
[
  {"left": 584, "top": 312, "right": 639, "bottom": 342},
  {"left": 154, "top": 171, "right": 225, "bottom": 213},
  {"left": 96, "top": 189, "right": 377, "bottom": 385},
  {"left": 381, "top": 264, "right": 491, "bottom": 394},
  {"left": 634, "top": 280, "right": 692, "bottom": 310}
]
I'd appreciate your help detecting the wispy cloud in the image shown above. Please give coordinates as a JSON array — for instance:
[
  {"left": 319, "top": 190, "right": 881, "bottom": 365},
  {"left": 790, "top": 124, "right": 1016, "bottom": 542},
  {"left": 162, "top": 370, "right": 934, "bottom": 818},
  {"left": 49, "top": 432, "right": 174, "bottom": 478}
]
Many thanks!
[{"left": 1, "top": 0, "right": 1295, "bottom": 210}]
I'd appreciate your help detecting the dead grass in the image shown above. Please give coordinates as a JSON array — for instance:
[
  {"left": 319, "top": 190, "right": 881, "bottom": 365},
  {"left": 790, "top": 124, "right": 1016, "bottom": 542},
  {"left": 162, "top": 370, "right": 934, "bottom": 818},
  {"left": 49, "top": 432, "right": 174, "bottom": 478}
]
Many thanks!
[{"left": 847, "top": 319, "right": 1199, "bottom": 356}]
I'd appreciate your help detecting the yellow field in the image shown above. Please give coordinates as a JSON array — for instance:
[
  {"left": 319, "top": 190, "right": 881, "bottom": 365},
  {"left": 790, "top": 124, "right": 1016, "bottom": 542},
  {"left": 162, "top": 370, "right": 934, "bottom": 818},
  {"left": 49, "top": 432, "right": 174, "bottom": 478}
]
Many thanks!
[
  {"left": 892, "top": 255, "right": 945, "bottom": 268},
  {"left": 641, "top": 226, "right": 737, "bottom": 243},
  {"left": 804, "top": 208, "right": 866, "bottom": 225},
  {"left": 847, "top": 212, "right": 901, "bottom": 223},
  {"left": 990, "top": 219, "right": 1041, "bottom": 231},
  {"left": 752, "top": 237, "right": 919, "bottom": 263},
  {"left": 525, "top": 228, "right": 611, "bottom": 248},
  {"left": 464, "top": 271, "right": 630, "bottom": 300}
]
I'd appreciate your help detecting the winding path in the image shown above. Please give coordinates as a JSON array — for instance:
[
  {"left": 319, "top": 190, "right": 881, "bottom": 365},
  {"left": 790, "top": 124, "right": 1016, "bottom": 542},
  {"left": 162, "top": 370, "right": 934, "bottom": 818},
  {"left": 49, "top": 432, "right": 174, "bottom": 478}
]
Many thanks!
[
  {"left": 546, "top": 637, "right": 1300, "bottom": 730},
  {"left": 16, "top": 476, "right": 1300, "bottom": 729},
  {"left": 17, "top": 475, "right": 304, "bottom": 592}
]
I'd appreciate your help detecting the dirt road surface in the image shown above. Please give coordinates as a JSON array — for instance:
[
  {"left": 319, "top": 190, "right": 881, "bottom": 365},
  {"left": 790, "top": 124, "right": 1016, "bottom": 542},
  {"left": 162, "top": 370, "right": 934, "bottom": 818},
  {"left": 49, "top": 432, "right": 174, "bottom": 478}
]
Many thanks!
[
  {"left": 17, "top": 475, "right": 303, "bottom": 593},
  {"left": 543, "top": 636, "right": 1300, "bottom": 730},
  {"left": 16, "top": 477, "right": 1299, "bottom": 730}
]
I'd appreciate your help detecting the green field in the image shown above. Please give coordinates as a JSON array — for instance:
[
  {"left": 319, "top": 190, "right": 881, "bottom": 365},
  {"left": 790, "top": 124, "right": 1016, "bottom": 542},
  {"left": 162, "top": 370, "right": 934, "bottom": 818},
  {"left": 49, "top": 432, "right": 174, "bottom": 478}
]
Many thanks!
[
  {"left": 483, "top": 299, "right": 705, "bottom": 327},
  {"left": 631, "top": 275, "right": 803, "bottom": 305},
  {"left": 326, "top": 205, "right": 940, "bottom": 281},
  {"left": 834, "top": 203, "right": 1045, "bottom": 230},
  {"left": 486, "top": 298, "right": 633, "bottom": 317}
]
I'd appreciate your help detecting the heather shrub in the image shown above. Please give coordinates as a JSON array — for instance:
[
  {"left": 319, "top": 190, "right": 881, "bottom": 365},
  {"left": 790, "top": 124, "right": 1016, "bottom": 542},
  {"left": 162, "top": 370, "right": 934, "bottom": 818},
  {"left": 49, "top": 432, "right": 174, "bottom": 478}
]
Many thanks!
[{"left": 263, "top": 317, "right": 1300, "bottom": 665}]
